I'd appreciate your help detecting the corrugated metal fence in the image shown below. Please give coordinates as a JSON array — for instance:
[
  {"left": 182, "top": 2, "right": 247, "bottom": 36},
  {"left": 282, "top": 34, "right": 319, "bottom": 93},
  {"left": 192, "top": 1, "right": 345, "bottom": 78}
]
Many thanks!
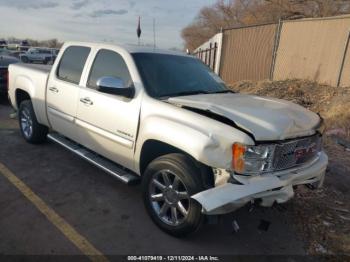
[
  {"left": 220, "top": 23, "right": 278, "bottom": 84},
  {"left": 197, "top": 15, "right": 350, "bottom": 87},
  {"left": 273, "top": 16, "right": 350, "bottom": 87}
]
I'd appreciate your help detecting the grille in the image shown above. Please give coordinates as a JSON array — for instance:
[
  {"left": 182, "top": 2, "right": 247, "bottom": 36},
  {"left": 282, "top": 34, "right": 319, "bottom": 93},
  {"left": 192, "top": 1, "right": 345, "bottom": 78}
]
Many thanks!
[{"left": 272, "top": 134, "right": 321, "bottom": 171}]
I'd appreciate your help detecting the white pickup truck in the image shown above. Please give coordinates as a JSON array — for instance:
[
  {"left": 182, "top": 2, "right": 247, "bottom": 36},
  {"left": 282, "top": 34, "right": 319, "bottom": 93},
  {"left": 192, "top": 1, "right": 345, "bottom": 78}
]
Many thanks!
[{"left": 8, "top": 42, "right": 328, "bottom": 236}]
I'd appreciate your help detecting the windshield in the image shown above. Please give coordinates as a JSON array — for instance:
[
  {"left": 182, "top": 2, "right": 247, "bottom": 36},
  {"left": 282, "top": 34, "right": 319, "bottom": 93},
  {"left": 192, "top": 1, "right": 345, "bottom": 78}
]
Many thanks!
[{"left": 132, "top": 53, "right": 229, "bottom": 98}]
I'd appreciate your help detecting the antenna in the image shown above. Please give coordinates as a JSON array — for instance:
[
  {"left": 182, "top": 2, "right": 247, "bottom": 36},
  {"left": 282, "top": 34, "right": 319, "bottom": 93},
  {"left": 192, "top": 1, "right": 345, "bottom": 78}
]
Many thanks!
[
  {"left": 153, "top": 18, "right": 156, "bottom": 49},
  {"left": 137, "top": 16, "right": 142, "bottom": 45}
]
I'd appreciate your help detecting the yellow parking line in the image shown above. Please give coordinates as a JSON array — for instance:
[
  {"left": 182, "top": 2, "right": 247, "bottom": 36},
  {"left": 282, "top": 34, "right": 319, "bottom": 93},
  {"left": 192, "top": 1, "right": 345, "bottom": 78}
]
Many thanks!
[{"left": 0, "top": 162, "right": 109, "bottom": 262}]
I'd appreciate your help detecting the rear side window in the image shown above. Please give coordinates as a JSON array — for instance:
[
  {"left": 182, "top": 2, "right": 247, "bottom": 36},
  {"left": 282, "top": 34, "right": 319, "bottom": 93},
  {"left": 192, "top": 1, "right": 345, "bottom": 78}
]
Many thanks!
[
  {"left": 87, "top": 49, "right": 132, "bottom": 89},
  {"left": 39, "top": 49, "right": 51, "bottom": 54},
  {"left": 57, "top": 46, "right": 90, "bottom": 84}
]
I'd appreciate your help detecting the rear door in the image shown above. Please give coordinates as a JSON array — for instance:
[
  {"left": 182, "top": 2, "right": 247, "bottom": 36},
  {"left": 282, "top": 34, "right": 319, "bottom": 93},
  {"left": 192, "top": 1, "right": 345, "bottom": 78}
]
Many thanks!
[
  {"left": 76, "top": 48, "right": 142, "bottom": 170},
  {"left": 47, "top": 45, "right": 91, "bottom": 142}
]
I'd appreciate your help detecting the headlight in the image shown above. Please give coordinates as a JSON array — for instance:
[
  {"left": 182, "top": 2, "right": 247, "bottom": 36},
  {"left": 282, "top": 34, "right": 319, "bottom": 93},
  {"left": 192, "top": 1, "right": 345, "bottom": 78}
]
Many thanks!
[{"left": 232, "top": 143, "right": 276, "bottom": 175}]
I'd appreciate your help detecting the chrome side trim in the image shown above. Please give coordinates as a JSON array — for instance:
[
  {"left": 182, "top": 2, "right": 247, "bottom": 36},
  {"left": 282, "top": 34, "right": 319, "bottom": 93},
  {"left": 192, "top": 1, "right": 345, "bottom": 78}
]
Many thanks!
[{"left": 75, "top": 118, "right": 134, "bottom": 149}]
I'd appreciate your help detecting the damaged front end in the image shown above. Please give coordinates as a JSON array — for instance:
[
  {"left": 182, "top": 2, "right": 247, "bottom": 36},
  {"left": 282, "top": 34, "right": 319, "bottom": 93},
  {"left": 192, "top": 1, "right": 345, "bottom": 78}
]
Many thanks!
[
  {"left": 167, "top": 93, "right": 328, "bottom": 215},
  {"left": 192, "top": 134, "right": 328, "bottom": 215}
]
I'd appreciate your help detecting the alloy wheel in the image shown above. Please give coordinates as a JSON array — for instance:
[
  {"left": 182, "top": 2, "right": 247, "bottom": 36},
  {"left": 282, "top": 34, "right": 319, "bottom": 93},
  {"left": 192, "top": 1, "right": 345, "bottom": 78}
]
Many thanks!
[
  {"left": 20, "top": 108, "right": 33, "bottom": 139},
  {"left": 149, "top": 169, "right": 190, "bottom": 226}
]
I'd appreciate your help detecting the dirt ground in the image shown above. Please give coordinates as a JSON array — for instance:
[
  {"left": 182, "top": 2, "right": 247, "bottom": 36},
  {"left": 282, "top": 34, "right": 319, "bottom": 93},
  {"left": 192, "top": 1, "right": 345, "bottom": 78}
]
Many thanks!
[{"left": 231, "top": 79, "right": 350, "bottom": 255}]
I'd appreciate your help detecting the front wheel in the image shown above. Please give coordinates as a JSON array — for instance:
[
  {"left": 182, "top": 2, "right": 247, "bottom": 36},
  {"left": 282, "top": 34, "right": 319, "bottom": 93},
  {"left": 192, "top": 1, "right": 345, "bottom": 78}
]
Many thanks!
[
  {"left": 18, "top": 100, "right": 48, "bottom": 144},
  {"left": 142, "top": 153, "right": 205, "bottom": 237}
]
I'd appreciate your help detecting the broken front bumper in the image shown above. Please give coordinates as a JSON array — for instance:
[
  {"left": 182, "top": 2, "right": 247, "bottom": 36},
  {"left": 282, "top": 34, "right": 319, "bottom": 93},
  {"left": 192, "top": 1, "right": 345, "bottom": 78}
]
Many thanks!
[{"left": 192, "top": 151, "right": 328, "bottom": 215}]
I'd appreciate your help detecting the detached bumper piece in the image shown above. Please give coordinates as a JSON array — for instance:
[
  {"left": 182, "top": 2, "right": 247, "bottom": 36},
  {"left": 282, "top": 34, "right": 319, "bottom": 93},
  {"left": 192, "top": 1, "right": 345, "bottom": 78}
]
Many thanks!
[{"left": 192, "top": 152, "right": 328, "bottom": 215}]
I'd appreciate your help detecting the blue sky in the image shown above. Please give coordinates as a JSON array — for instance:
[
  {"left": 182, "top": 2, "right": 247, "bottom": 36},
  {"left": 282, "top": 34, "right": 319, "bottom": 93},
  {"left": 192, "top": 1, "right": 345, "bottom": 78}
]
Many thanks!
[{"left": 0, "top": 0, "right": 217, "bottom": 49}]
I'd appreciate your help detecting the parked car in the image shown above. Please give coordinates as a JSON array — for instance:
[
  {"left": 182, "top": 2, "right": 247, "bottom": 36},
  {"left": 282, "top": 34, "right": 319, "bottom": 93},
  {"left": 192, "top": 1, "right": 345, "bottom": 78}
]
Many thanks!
[
  {"left": 7, "top": 41, "right": 20, "bottom": 50},
  {"left": 0, "top": 49, "right": 14, "bottom": 57},
  {"left": 19, "top": 40, "right": 30, "bottom": 51},
  {"left": 0, "top": 40, "right": 7, "bottom": 48},
  {"left": 8, "top": 42, "right": 328, "bottom": 236},
  {"left": 10, "top": 51, "right": 25, "bottom": 59},
  {"left": 0, "top": 49, "right": 24, "bottom": 59},
  {"left": 20, "top": 48, "right": 55, "bottom": 64},
  {"left": 7, "top": 40, "right": 30, "bottom": 51},
  {"left": 52, "top": 48, "right": 60, "bottom": 62},
  {"left": 0, "top": 54, "right": 19, "bottom": 97}
]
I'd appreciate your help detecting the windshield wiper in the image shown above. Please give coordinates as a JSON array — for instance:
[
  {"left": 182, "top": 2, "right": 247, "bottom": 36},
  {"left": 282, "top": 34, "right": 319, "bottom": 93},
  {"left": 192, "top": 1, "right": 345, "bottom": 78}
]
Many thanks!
[
  {"left": 209, "top": 89, "right": 235, "bottom": 94},
  {"left": 160, "top": 89, "right": 235, "bottom": 99}
]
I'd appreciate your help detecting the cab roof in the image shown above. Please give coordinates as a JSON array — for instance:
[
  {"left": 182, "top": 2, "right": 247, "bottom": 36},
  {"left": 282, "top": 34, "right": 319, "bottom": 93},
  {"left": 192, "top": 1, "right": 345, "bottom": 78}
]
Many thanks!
[{"left": 64, "top": 41, "right": 190, "bottom": 57}]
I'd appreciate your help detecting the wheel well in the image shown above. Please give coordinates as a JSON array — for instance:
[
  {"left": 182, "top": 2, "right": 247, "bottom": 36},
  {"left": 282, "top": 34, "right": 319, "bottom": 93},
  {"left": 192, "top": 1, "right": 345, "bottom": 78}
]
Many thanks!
[
  {"left": 139, "top": 140, "right": 214, "bottom": 188},
  {"left": 15, "top": 89, "right": 31, "bottom": 108}
]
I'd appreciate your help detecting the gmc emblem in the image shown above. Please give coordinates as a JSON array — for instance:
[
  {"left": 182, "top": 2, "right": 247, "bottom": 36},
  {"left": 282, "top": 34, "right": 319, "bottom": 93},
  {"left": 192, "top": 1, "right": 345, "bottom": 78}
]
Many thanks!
[{"left": 294, "top": 143, "right": 317, "bottom": 159}]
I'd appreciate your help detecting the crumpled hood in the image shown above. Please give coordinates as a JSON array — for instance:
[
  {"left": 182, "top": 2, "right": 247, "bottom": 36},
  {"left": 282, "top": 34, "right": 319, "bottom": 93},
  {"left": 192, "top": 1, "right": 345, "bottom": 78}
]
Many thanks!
[{"left": 168, "top": 93, "right": 321, "bottom": 141}]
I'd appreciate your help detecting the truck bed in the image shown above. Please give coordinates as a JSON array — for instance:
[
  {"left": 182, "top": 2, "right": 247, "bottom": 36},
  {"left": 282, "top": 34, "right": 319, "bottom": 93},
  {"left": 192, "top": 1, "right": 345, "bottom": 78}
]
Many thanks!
[
  {"left": 12, "top": 63, "right": 52, "bottom": 74},
  {"left": 8, "top": 63, "right": 51, "bottom": 126}
]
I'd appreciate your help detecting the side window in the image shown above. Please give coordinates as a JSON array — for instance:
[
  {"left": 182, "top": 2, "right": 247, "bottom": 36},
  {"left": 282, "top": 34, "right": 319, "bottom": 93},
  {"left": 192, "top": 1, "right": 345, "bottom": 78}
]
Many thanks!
[
  {"left": 57, "top": 46, "right": 90, "bottom": 84},
  {"left": 87, "top": 49, "right": 132, "bottom": 89},
  {"left": 40, "top": 50, "right": 51, "bottom": 54}
]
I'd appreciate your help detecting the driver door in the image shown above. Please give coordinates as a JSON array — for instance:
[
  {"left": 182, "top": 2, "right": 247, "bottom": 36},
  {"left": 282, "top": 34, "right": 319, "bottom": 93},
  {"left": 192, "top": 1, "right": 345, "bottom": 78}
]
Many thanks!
[{"left": 76, "top": 49, "right": 141, "bottom": 170}]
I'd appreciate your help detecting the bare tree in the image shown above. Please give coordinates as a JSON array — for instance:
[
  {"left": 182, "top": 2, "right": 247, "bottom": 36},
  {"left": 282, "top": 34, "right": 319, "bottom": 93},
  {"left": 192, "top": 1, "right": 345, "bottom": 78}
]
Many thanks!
[
  {"left": 182, "top": 0, "right": 350, "bottom": 51},
  {"left": 4, "top": 37, "right": 63, "bottom": 48}
]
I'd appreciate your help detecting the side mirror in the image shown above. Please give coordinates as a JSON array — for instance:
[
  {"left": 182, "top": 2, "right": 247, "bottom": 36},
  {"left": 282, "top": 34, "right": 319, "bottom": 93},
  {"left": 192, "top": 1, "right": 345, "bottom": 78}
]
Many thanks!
[{"left": 96, "top": 76, "right": 135, "bottom": 98}]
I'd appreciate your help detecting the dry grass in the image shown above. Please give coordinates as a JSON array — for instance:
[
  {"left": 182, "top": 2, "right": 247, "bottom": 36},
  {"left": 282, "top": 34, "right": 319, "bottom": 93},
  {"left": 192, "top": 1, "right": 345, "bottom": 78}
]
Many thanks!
[{"left": 230, "top": 79, "right": 350, "bottom": 140}]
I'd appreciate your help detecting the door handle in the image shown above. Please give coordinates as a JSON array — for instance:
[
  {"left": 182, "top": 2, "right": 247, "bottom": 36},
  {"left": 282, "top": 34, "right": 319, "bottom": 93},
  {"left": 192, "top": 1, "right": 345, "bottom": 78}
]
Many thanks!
[
  {"left": 49, "top": 87, "right": 59, "bottom": 93},
  {"left": 80, "top": 97, "right": 93, "bottom": 106}
]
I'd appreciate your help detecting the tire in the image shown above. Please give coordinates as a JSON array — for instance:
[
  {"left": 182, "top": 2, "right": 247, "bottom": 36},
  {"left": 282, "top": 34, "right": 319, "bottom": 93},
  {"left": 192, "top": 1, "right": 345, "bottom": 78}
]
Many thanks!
[
  {"left": 18, "top": 100, "right": 48, "bottom": 144},
  {"left": 142, "top": 153, "right": 205, "bottom": 237},
  {"left": 21, "top": 56, "right": 29, "bottom": 63}
]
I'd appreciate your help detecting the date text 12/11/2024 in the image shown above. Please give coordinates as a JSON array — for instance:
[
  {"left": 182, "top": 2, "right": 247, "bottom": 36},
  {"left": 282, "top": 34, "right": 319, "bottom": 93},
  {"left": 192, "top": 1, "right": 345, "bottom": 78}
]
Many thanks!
[{"left": 127, "top": 255, "right": 220, "bottom": 261}]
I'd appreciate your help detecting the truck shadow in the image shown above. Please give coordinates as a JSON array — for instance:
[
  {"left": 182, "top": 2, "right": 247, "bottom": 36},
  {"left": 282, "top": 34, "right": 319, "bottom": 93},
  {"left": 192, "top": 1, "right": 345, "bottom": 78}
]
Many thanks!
[{"left": 0, "top": 95, "right": 10, "bottom": 105}]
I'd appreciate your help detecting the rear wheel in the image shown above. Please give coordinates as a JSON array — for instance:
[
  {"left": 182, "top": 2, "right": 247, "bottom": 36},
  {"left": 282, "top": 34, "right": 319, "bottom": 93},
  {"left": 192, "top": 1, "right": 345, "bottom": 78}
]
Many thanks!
[
  {"left": 142, "top": 153, "right": 204, "bottom": 237},
  {"left": 18, "top": 100, "right": 48, "bottom": 144},
  {"left": 21, "top": 56, "right": 29, "bottom": 63}
]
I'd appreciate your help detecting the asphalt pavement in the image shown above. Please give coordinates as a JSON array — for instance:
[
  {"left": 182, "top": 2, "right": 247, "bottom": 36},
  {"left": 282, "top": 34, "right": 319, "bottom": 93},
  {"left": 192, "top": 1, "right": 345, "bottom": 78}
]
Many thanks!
[{"left": 0, "top": 97, "right": 306, "bottom": 258}]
